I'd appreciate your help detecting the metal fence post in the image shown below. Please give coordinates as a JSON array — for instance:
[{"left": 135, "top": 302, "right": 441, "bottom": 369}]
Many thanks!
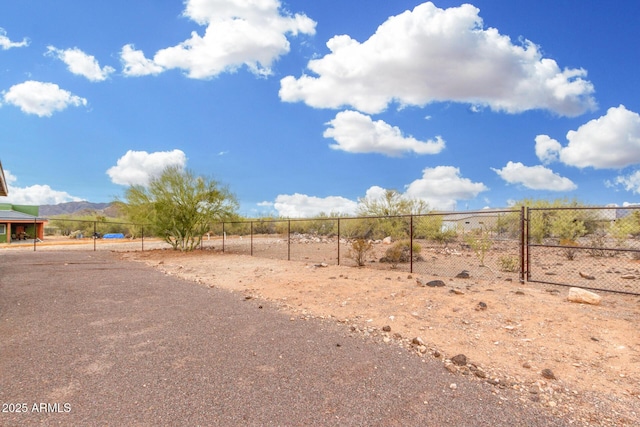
[
  {"left": 287, "top": 220, "right": 291, "bottom": 261},
  {"left": 250, "top": 221, "right": 254, "bottom": 256},
  {"left": 93, "top": 221, "right": 97, "bottom": 252},
  {"left": 525, "top": 207, "right": 530, "bottom": 282},
  {"left": 141, "top": 225, "right": 144, "bottom": 251},
  {"left": 410, "top": 215, "right": 414, "bottom": 273},
  {"left": 519, "top": 206, "right": 525, "bottom": 283},
  {"left": 222, "top": 222, "right": 225, "bottom": 253},
  {"left": 337, "top": 218, "right": 340, "bottom": 266},
  {"left": 33, "top": 216, "right": 37, "bottom": 251}
]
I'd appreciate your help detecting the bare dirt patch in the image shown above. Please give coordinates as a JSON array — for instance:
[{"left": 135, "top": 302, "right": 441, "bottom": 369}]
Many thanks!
[{"left": 122, "top": 248, "right": 640, "bottom": 425}]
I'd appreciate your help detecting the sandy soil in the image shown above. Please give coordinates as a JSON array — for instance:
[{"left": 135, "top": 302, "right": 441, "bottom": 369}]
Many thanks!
[{"left": 121, "top": 248, "right": 640, "bottom": 425}]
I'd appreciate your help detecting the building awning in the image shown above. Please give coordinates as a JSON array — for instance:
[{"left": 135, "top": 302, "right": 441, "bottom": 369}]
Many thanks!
[
  {"left": 0, "top": 161, "right": 7, "bottom": 197},
  {"left": 0, "top": 210, "right": 45, "bottom": 222}
]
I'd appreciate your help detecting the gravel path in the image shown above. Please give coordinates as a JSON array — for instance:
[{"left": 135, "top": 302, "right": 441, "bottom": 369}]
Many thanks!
[{"left": 0, "top": 251, "right": 570, "bottom": 426}]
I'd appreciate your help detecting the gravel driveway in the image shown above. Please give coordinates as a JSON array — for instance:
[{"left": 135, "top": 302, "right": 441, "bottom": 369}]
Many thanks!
[{"left": 0, "top": 251, "right": 569, "bottom": 426}]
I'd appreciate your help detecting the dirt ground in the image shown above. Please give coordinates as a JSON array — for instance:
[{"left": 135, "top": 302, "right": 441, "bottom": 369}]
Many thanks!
[{"left": 122, "top": 247, "right": 640, "bottom": 425}]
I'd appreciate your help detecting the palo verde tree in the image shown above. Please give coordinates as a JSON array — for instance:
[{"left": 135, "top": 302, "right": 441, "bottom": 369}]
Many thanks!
[
  {"left": 355, "top": 189, "right": 430, "bottom": 239},
  {"left": 122, "top": 166, "right": 238, "bottom": 251}
]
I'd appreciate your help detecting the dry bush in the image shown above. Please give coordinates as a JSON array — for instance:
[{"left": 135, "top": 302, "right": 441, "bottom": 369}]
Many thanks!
[
  {"left": 498, "top": 255, "right": 519, "bottom": 272},
  {"left": 348, "top": 239, "right": 373, "bottom": 266},
  {"left": 380, "top": 240, "right": 422, "bottom": 268},
  {"left": 559, "top": 238, "right": 579, "bottom": 260}
]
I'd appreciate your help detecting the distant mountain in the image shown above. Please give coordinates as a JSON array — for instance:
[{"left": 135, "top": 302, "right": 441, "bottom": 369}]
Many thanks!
[{"left": 39, "top": 201, "right": 119, "bottom": 217}]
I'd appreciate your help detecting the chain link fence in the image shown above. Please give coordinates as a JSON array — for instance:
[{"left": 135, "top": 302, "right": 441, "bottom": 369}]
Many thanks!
[
  {"left": 526, "top": 206, "right": 640, "bottom": 295},
  {"left": 22, "top": 218, "right": 156, "bottom": 252},
  {"left": 16, "top": 206, "right": 640, "bottom": 294},
  {"left": 213, "top": 207, "right": 640, "bottom": 295},
  {"left": 214, "top": 209, "right": 524, "bottom": 283}
]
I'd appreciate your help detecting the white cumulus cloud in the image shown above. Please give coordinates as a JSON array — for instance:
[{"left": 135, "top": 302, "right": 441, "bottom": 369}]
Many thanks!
[
  {"left": 534, "top": 135, "right": 562, "bottom": 164},
  {"left": 403, "top": 166, "right": 488, "bottom": 211},
  {"left": 280, "top": 2, "right": 595, "bottom": 116},
  {"left": 3, "top": 170, "right": 83, "bottom": 205},
  {"left": 323, "top": 110, "right": 445, "bottom": 157},
  {"left": 267, "top": 166, "right": 487, "bottom": 216},
  {"left": 0, "top": 28, "right": 29, "bottom": 50},
  {"left": 492, "top": 161, "right": 577, "bottom": 191},
  {"left": 121, "top": 0, "right": 316, "bottom": 79},
  {"left": 272, "top": 193, "right": 358, "bottom": 217},
  {"left": 537, "top": 105, "right": 640, "bottom": 169},
  {"left": 2, "top": 81, "right": 87, "bottom": 117},
  {"left": 107, "top": 150, "right": 187, "bottom": 186},
  {"left": 46, "top": 46, "right": 115, "bottom": 81},
  {"left": 121, "top": 44, "right": 165, "bottom": 77},
  {"left": 610, "top": 171, "right": 640, "bottom": 194}
]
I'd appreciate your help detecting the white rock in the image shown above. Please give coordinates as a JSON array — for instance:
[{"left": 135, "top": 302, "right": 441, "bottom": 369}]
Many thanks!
[{"left": 567, "top": 287, "right": 601, "bottom": 305}]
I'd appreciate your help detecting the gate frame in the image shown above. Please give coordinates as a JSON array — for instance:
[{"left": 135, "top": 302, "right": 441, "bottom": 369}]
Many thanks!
[{"left": 524, "top": 205, "right": 640, "bottom": 296}]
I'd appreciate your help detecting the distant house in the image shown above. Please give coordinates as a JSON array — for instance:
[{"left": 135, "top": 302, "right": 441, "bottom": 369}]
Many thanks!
[
  {"left": 441, "top": 210, "right": 503, "bottom": 234},
  {"left": 0, "top": 162, "right": 48, "bottom": 243},
  {"left": 0, "top": 204, "right": 47, "bottom": 243}
]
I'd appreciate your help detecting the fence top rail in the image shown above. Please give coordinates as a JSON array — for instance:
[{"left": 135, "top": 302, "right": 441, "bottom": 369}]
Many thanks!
[
  {"left": 220, "top": 208, "right": 522, "bottom": 225},
  {"left": 527, "top": 205, "right": 640, "bottom": 212}
]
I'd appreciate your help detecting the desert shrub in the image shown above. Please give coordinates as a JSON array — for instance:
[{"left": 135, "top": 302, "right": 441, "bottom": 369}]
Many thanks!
[
  {"left": 586, "top": 231, "right": 618, "bottom": 258},
  {"left": 610, "top": 210, "right": 640, "bottom": 247},
  {"left": 382, "top": 244, "right": 404, "bottom": 268},
  {"left": 271, "top": 220, "right": 289, "bottom": 235},
  {"left": 464, "top": 228, "right": 493, "bottom": 266},
  {"left": 414, "top": 215, "right": 457, "bottom": 247},
  {"left": 49, "top": 218, "right": 76, "bottom": 236},
  {"left": 223, "top": 221, "right": 251, "bottom": 236},
  {"left": 495, "top": 210, "right": 521, "bottom": 238},
  {"left": 380, "top": 240, "right": 422, "bottom": 268},
  {"left": 511, "top": 198, "right": 591, "bottom": 243},
  {"left": 339, "top": 218, "right": 371, "bottom": 239},
  {"left": 252, "top": 218, "right": 278, "bottom": 235},
  {"left": 550, "top": 211, "right": 587, "bottom": 242},
  {"left": 372, "top": 217, "right": 410, "bottom": 240},
  {"left": 498, "top": 255, "right": 519, "bottom": 273},
  {"left": 348, "top": 239, "right": 373, "bottom": 266},
  {"left": 559, "top": 238, "right": 579, "bottom": 260},
  {"left": 431, "top": 228, "right": 457, "bottom": 248},
  {"left": 306, "top": 216, "right": 338, "bottom": 236},
  {"left": 345, "top": 217, "right": 409, "bottom": 240}
]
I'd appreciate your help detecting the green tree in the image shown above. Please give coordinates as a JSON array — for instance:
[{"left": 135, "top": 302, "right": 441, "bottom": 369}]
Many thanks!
[
  {"left": 357, "top": 189, "right": 429, "bottom": 217},
  {"left": 464, "top": 227, "right": 493, "bottom": 266},
  {"left": 121, "top": 166, "right": 238, "bottom": 251},
  {"left": 356, "top": 189, "right": 429, "bottom": 239}
]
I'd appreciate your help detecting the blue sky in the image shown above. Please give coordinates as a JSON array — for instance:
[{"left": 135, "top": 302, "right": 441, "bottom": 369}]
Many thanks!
[{"left": 2, "top": 0, "right": 640, "bottom": 217}]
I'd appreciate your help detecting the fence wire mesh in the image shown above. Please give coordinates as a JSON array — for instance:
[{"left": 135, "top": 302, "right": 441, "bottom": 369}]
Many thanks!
[
  {"left": 414, "top": 210, "right": 523, "bottom": 282},
  {"left": 215, "top": 209, "right": 524, "bottom": 283},
  {"left": 527, "top": 206, "right": 640, "bottom": 294},
  {"left": 20, "top": 218, "right": 153, "bottom": 252},
  {"left": 33, "top": 207, "right": 640, "bottom": 294}
]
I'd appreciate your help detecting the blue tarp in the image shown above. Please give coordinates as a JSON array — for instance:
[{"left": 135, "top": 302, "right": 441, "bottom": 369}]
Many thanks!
[{"left": 103, "top": 233, "right": 125, "bottom": 239}]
